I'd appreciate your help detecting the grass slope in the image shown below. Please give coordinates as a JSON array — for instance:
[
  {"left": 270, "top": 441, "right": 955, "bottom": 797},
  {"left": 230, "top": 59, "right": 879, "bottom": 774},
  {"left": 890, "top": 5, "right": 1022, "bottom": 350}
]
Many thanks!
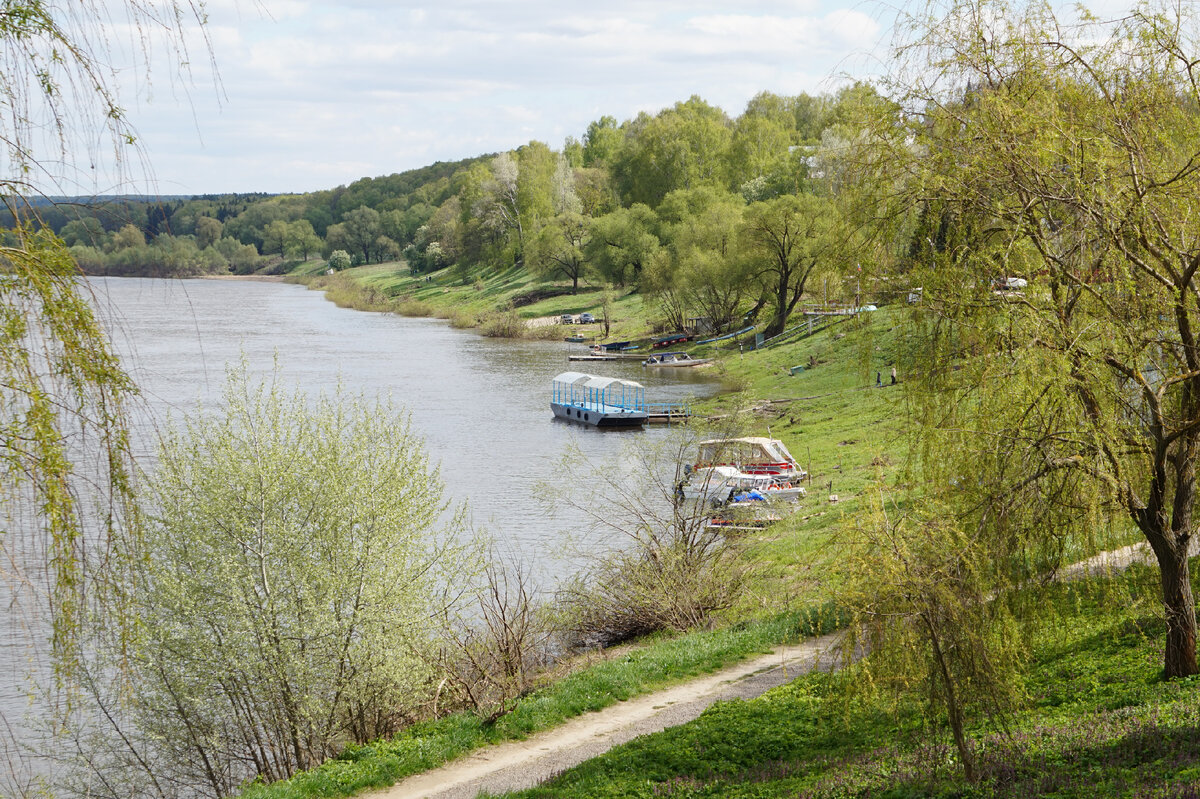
[
  {"left": 284, "top": 265, "right": 1180, "bottom": 799},
  {"left": 497, "top": 566, "right": 1200, "bottom": 798},
  {"left": 239, "top": 609, "right": 843, "bottom": 799}
]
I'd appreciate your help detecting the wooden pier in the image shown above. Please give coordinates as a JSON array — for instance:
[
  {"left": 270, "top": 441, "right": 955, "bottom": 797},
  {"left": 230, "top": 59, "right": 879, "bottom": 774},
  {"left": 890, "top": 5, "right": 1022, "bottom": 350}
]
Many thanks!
[
  {"left": 567, "top": 353, "right": 645, "bottom": 362},
  {"left": 645, "top": 403, "right": 691, "bottom": 424}
]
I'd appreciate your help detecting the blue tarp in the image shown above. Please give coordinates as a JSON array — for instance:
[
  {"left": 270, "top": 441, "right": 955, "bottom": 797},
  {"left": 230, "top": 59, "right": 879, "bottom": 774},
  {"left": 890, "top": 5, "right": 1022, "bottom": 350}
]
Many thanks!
[{"left": 733, "top": 489, "right": 767, "bottom": 502}]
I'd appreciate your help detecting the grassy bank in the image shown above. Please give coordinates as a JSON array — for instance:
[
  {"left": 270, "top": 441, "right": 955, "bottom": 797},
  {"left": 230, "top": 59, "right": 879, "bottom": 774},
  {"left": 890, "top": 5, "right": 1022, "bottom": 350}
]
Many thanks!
[
  {"left": 291, "top": 260, "right": 674, "bottom": 343},
  {"left": 269, "top": 265, "right": 1164, "bottom": 799},
  {"left": 240, "top": 607, "right": 843, "bottom": 799},
  {"left": 498, "top": 564, "right": 1200, "bottom": 798}
]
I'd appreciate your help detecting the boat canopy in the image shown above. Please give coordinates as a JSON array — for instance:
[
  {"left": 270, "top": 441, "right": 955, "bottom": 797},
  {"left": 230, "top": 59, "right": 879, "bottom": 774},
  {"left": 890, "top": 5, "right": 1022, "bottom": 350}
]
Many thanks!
[
  {"left": 583, "top": 375, "right": 643, "bottom": 391},
  {"left": 553, "top": 371, "right": 595, "bottom": 385},
  {"left": 697, "top": 437, "right": 798, "bottom": 466},
  {"left": 552, "top": 372, "right": 646, "bottom": 412}
]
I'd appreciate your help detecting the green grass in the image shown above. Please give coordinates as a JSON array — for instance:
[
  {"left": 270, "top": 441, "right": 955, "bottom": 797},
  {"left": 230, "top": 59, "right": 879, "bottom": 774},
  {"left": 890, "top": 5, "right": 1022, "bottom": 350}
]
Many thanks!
[
  {"left": 292, "top": 261, "right": 691, "bottom": 344},
  {"left": 255, "top": 274, "right": 1174, "bottom": 799},
  {"left": 496, "top": 565, "right": 1200, "bottom": 798},
  {"left": 238, "top": 606, "right": 844, "bottom": 799}
]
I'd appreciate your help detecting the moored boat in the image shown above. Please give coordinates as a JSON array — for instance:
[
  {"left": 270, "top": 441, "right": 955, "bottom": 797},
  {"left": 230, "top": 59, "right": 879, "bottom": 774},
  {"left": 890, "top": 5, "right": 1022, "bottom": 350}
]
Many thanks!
[
  {"left": 692, "top": 436, "right": 805, "bottom": 479},
  {"left": 550, "top": 371, "right": 648, "bottom": 428},
  {"left": 677, "top": 465, "right": 806, "bottom": 505},
  {"left": 643, "top": 351, "right": 711, "bottom": 367}
]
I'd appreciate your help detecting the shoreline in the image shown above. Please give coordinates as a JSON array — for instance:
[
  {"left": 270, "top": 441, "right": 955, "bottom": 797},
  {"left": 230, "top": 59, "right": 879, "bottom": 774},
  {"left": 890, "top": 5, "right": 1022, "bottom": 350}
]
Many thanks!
[{"left": 199, "top": 274, "right": 287, "bottom": 282}]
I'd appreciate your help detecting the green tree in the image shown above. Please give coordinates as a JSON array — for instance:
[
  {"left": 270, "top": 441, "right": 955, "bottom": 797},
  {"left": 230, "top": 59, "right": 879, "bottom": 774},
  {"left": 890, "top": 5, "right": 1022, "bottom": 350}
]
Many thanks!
[
  {"left": 872, "top": 0, "right": 1200, "bottom": 678},
  {"left": 740, "top": 193, "right": 840, "bottom": 337},
  {"left": 840, "top": 496, "right": 1027, "bottom": 783},
  {"left": 262, "top": 218, "right": 290, "bottom": 256},
  {"left": 285, "top": 219, "right": 321, "bottom": 260},
  {"left": 652, "top": 188, "right": 749, "bottom": 332},
  {"left": 516, "top": 140, "right": 557, "bottom": 232},
  {"left": 82, "top": 371, "right": 474, "bottom": 797},
  {"left": 337, "top": 205, "right": 392, "bottom": 265},
  {"left": 529, "top": 212, "right": 590, "bottom": 292},
  {"left": 59, "top": 217, "right": 106, "bottom": 247},
  {"left": 582, "top": 115, "right": 624, "bottom": 167},
  {"left": 473, "top": 153, "right": 524, "bottom": 260},
  {"left": 194, "top": 216, "right": 222, "bottom": 250},
  {"left": 109, "top": 223, "right": 146, "bottom": 251},
  {"left": 614, "top": 97, "right": 733, "bottom": 207},
  {"left": 327, "top": 249, "right": 352, "bottom": 271},
  {"left": 585, "top": 203, "right": 661, "bottom": 288},
  {"left": 728, "top": 113, "right": 791, "bottom": 190}
]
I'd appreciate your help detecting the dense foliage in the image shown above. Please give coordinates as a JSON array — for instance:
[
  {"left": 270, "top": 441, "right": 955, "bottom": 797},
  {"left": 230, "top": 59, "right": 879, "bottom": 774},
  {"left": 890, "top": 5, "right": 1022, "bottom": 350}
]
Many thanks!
[
  {"left": 31, "top": 89, "right": 876, "bottom": 333},
  {"left": 67, "top": 371, "right": 476, "bottom": 799}
]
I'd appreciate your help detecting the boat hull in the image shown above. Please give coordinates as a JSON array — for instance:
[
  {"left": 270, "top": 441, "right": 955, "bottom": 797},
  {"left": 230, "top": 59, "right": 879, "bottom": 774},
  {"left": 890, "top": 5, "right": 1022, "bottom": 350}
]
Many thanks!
[{"left": 551, "top": 402, "right": 647, "bottom": 428}]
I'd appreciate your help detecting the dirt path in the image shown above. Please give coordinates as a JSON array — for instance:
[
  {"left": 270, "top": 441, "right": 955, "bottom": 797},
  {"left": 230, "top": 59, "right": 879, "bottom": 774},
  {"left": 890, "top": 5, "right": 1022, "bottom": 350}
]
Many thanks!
[
  {"left": 374, "top": 632, "right": 843, "bottom": 799},
  {"left": 373, "top": 537, "right": 1185, "bottom": 799}
]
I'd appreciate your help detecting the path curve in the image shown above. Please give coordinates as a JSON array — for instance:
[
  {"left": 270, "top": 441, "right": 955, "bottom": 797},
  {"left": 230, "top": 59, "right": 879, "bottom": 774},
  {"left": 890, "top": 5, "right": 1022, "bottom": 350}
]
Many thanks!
[{"left": 374, "top": 631, "right": 843, "bottom": 799}]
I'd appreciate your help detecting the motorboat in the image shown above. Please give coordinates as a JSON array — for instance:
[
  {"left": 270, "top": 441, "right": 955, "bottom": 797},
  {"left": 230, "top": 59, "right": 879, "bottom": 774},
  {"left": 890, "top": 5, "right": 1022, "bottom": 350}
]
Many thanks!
[
  {"left": 643, "top": 351, "right": 711, "bottom": 367},
  {"left": 692, "top": 436, "right": 805, "bottom": 479},
  {"left": 677, "top": 465, "right": 806, "bottom": 505}
]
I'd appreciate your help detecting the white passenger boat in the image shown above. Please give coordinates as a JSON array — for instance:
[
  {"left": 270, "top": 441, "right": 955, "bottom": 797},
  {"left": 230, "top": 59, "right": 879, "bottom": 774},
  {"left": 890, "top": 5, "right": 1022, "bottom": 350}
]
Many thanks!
[{"left": 550, "top": 371, "right": 648, "bottom": 428}]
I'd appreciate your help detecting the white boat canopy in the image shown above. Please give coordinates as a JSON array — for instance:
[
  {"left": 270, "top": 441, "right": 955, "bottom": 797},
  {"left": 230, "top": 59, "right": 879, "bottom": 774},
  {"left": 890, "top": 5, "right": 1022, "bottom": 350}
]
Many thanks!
[
  {"left": 553, "top": 371, "right": 596, "bottom": 385},
  {"left": 552, "top": 372, "right": 646, "bottom": 412},
  {"left": 583, "top": 375, "right": 644, "bottom": 391},
  {"left": 697, "top": 437, "right": 798, "bottom": 465}
]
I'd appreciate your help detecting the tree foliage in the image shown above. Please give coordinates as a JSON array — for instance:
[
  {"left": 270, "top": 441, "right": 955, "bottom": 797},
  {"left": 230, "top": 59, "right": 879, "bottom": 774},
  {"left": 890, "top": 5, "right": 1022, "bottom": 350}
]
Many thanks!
[
  {"left": 869, "top": 0, "right": 1200, "bottom": 678},
  {"left": 71, "top": 371, "right": 475, "bottom": 798}
]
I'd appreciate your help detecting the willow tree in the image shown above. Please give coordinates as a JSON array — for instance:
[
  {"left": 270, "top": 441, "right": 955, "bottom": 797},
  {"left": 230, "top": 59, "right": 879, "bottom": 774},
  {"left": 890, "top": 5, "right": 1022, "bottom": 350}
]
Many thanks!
[
  {"left": 872, "top": 0, "right": 1200, "bottom": 678},
  {"left": 0, "top": 2, "right": 208, "bottom": 682}
]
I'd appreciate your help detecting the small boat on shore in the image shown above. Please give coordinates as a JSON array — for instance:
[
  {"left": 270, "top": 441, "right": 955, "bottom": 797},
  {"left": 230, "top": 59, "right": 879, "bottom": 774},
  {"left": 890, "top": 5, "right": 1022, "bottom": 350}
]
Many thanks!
[
  {"left": 677, "top": 465, "right": 806, "bottom": 505},
  {"left": 643, "top": 351, "right": 710, "bottom": 367},
  {"left": 692, "top": 436, "right": 805, "bottom": 479},
  {"left": 550, "top": 371, "right": 648, "bottom": 428},
  {"left": 595, "top": 340, "right": 636, "bottom": 352},
  {"left": 651, "top": 332, "right": 691, "bottom": 349}
]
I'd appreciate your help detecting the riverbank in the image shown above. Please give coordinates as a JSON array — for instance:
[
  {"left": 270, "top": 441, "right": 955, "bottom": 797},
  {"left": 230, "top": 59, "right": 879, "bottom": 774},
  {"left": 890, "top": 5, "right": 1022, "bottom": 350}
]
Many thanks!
[
  {"left": 272, "top": 263, "right": 1185, "bottom": 799},
  {"left": 290, "top": 262, "right": 659, "bottom": 345},
  {"left": 201, "top": 274, "right": 287, "bottom": 282}
]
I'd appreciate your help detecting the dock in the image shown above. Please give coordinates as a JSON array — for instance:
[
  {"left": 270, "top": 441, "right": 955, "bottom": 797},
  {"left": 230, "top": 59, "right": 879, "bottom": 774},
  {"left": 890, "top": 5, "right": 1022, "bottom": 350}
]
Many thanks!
[
  {"left": 568, "top": 353, "right": 645, "bottom": 362},
  {"left": 644, "top": 403, "right": 691, "bottom": 424}
]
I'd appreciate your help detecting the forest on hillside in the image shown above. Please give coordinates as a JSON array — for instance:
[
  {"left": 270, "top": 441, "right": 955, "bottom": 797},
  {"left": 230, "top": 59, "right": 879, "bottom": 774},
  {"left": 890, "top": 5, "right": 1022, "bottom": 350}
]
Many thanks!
[{"left": 23, "top": 87, "right": 879, "bottom": 338}]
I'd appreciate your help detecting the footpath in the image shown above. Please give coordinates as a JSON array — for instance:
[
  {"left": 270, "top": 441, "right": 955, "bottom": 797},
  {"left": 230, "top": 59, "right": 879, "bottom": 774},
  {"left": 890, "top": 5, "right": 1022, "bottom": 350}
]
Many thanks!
[
  {"left": 373, "top": 537, "right": 1180, "bottom": 798},
  {"left": 374, "top": 632, "right": 843, "bottom": 799}
]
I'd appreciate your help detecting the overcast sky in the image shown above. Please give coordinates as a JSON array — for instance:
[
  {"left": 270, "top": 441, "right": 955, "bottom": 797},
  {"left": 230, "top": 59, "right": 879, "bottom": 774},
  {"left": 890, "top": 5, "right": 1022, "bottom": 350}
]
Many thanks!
[{"left": 88, "top": 0, "right": 891, "bottom": 196}]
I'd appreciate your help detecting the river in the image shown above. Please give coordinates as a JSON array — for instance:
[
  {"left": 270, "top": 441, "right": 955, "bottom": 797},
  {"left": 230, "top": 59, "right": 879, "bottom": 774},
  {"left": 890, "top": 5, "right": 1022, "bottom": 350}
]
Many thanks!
[
  {"left": 87, "top": 276, "right": 721, "bottom": 571},
  {"left": 0, "top": 276, "right": 721, "bottom": 786}
]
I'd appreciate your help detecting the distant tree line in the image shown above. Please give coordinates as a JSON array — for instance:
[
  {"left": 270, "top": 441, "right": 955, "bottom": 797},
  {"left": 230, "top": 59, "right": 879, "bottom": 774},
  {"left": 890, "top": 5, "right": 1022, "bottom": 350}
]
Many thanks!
[{"left": 22, "top": 88, "right": 879, "bottom": 335}]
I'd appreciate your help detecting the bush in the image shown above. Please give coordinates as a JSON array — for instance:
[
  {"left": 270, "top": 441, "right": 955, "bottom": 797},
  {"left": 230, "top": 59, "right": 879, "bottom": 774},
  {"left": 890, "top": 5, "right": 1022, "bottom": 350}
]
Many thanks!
[{"left": 478, "top": 308, "right": 528, "bottom": 338}]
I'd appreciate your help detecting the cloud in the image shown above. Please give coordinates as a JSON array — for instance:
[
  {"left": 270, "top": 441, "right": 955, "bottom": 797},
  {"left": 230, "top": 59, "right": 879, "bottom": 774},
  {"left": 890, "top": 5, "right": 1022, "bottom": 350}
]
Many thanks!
[{"left": 104, "top": 0, "right": 889, "bottom": 194}]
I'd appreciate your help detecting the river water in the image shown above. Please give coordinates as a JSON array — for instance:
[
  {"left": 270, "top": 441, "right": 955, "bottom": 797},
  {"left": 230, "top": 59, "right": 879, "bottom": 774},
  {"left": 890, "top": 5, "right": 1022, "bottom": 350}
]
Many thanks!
[
  {"left": 87, "top": 277, "right": 720, "bottom": 568},
  {"left": 0, "top": 276, "right": 721, "bottom": 786}
]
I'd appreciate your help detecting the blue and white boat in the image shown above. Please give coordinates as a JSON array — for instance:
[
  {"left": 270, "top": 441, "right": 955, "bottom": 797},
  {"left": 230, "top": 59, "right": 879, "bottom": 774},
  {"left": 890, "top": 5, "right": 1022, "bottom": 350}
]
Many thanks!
[{"left": 550, "top": 371, "right": 649, "bottom": 428}]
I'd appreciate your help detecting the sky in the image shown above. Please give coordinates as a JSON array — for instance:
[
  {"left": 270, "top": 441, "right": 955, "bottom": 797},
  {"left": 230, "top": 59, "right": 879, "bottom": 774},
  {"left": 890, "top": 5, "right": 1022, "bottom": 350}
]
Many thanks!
[{"left": 87, "top": 0, "right": 894, "bottom": 196}]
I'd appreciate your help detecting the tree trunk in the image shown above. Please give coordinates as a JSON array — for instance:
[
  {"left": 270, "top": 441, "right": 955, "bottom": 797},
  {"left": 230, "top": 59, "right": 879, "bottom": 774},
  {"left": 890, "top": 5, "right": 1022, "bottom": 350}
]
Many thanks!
[
  {"left": 1156, "top": 543, "right": 1198, "bottom": 678},
  {"left": 925, "top": 613, "right": 976, "bottom": 783}
]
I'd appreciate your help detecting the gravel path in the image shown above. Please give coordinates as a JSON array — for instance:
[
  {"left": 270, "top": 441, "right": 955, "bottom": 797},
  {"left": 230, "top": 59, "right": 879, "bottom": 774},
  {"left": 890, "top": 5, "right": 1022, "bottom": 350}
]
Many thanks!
[{"left": 372, "top": 631, "right": 844, "bottom": 799}]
